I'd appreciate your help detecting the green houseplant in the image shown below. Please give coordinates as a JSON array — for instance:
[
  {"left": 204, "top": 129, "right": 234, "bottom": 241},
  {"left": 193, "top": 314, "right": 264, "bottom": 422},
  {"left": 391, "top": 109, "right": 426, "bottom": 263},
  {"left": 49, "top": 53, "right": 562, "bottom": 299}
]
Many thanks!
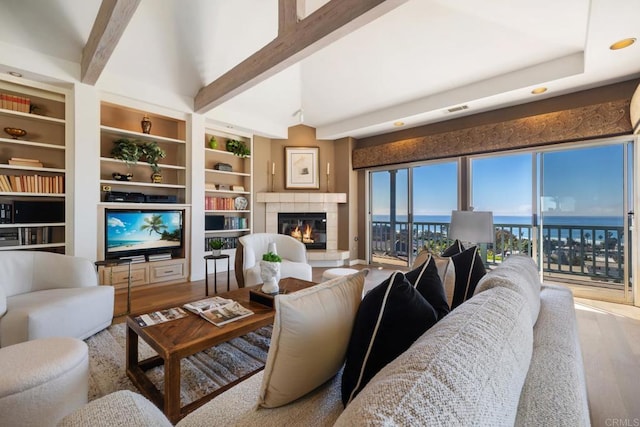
[
  {"left": 139, "top": 141, "right": 166, "bottom": 175},
  {"left": 111, "top": 138, "right": 140, "bottom": 180},
  {"left": 260, "top": 251, "right": 282, "bottom": 295},
  {"left": 226, "top": 139, "right": 250, "bottom": 158},
  {"left": 209, "top": 239, "right": 225, "bottom": 256}
]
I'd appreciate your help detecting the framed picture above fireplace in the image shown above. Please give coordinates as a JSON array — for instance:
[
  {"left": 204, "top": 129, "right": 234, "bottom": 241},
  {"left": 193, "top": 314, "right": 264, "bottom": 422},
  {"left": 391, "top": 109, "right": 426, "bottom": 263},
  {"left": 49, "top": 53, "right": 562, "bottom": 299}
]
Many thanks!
[{"left": 285, "top": 146, "right": 319, "bottom": 189}]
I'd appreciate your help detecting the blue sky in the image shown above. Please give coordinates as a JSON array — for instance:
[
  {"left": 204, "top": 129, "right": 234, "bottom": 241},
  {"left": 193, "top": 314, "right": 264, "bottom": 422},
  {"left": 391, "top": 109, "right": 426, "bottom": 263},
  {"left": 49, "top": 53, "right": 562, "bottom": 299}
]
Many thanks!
[{"left": 372, "top": 144, "right": 627, "bottom": 219}]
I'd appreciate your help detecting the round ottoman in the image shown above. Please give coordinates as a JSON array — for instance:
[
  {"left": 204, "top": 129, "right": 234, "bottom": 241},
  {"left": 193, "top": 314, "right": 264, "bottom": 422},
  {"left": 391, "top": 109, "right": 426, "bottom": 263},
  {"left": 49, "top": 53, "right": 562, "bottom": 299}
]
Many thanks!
[
  {"left": 322, "top": 267, "right": 359, "bottom": 281},
  {"left": 0, "top": 337, "right": 89, "bottom": 426}
]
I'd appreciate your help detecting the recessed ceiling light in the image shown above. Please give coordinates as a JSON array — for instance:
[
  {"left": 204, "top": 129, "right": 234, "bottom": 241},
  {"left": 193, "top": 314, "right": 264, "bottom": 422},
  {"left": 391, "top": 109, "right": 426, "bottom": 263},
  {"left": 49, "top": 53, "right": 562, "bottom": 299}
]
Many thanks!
[
  {"left": 393, "top": 121, "right": 405, "bottom": 127},
  {"left": 610, "top": 38, "right": 636, "bottom": 50},
  {"left": 8, "top": 71, "right": 22, "bottom": 78},
  {"left": 531, "top": 87, "right": 547, "bottom": 95}
]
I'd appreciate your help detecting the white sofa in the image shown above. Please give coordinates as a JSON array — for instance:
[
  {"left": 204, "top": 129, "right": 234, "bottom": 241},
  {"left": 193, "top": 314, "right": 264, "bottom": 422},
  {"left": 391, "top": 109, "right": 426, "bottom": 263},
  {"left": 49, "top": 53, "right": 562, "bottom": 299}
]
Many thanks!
[
  {"left": 0, "top": 337, "right": 88, "bottom": 427},
  {"left": 234, "top": 233, "right": 312, "bottom": 287},
  {"left": 60, "top": 255, "right": 590, "bottom": 426},
  {"left": 0, "top": 251, "right": 114, "bottom": 347}
]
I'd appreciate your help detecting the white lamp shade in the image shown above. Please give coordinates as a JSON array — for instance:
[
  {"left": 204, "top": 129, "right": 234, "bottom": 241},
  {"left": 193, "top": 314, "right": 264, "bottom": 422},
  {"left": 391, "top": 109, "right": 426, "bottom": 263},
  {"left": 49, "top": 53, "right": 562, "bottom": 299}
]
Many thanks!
[
  {"left": 449, "top": 211, "right": 495, "bottom": 244},
  {"left": 631, "top": 83, "right": 640, "bottom": 134}
]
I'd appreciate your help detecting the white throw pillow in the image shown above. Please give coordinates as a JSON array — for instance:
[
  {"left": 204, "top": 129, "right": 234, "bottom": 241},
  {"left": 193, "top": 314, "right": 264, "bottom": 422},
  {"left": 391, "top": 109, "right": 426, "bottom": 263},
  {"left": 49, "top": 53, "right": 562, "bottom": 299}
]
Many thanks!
[{"left": 257, "top": 270, "right": 367, "bottom": 408}]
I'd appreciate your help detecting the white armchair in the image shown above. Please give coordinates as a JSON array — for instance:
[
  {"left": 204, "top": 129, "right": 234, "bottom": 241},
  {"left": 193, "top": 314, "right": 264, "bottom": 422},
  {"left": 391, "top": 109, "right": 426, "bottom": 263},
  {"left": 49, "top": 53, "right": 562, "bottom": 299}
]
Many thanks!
[
  {"left": 0, "top": 251, "right": 114, "bottom": 347},
  {"left": 235, "top": 233, "right": 312, "bottom": 287}
]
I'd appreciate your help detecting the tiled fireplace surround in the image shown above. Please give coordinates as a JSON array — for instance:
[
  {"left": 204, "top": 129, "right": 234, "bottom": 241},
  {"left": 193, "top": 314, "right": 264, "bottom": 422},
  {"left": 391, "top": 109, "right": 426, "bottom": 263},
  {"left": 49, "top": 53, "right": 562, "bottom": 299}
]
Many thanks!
[{"left": 256, "top": 192, "right": 349, "bottom": 266}]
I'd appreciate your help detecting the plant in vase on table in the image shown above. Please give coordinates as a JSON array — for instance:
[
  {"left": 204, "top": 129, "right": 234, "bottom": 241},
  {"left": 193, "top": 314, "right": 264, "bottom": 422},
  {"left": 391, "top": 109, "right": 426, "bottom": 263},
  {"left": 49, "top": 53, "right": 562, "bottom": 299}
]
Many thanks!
[
  {"left": 209, "top": 239, "right": 225, "bottom": 256},
  {"left": 260, "top": 252, "right": 282, "bottom": 295}
]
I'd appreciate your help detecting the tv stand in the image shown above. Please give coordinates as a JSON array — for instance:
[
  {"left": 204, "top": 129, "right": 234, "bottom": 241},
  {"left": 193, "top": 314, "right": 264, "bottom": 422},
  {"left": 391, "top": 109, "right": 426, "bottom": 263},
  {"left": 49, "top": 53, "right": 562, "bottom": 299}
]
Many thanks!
[{"left": 97, "top": 257, "right": 187, "bottom": 292}]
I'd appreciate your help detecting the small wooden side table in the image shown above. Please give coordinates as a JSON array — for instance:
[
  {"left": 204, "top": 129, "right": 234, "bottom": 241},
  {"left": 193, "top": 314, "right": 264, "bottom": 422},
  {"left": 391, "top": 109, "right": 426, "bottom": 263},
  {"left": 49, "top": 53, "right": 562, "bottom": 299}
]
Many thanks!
[
  {"left": 204, "top": 254, "right": 230, "bottom": 295},
  {"left": 95, "top": 258, "right": 132, "bottom": 316}
]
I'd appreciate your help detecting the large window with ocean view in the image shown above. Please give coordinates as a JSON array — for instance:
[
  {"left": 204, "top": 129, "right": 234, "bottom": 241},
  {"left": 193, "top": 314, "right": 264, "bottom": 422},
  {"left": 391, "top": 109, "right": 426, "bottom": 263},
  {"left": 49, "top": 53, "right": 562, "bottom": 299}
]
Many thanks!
[
  {"left": 471, "top": 153, "right": 533, "bottom": 262},
  {"left": 367, "top": 138, "right": 633, "bottom": 300},
  {"left": 540, "top": 144, "right": 629, "bottom": 289}
]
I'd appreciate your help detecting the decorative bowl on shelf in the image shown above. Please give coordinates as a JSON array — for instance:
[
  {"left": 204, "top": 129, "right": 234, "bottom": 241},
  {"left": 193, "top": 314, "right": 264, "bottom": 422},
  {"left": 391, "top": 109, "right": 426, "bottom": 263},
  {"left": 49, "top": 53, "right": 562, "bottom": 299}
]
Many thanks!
[
  {"left": 112, "top": 172, "right": 133, "bottom": 181},
  {"left": 4, "top": 127, "right": 27, "bottom": 139}
]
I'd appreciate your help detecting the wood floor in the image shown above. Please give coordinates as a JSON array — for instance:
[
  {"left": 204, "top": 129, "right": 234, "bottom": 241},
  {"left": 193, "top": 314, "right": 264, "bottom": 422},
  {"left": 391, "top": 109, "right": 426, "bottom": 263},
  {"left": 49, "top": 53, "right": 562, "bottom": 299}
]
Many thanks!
[{"left": 113, "top": 266, "right": 640, "bottom": 424}]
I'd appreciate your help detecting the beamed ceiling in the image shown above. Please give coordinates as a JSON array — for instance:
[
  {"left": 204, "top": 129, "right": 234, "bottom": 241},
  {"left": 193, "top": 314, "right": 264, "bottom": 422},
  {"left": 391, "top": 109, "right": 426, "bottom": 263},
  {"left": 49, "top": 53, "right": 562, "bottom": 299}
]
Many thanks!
[{"left": 0, "top": 0, "right": 638, "bottom": 139}]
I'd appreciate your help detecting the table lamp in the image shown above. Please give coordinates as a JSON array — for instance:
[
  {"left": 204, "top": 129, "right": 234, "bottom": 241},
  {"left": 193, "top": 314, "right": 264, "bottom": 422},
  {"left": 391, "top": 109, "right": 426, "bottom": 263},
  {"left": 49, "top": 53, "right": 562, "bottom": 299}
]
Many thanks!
[{"left": 448, "top": 210, "right": 495, "bottom": 256}]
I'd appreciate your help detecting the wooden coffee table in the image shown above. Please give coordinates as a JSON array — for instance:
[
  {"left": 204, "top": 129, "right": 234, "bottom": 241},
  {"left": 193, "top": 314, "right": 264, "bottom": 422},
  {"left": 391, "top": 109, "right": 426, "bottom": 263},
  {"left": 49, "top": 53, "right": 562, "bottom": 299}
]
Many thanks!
[{"left": 126, "top": 278, "right": 316, "bottom": 423}]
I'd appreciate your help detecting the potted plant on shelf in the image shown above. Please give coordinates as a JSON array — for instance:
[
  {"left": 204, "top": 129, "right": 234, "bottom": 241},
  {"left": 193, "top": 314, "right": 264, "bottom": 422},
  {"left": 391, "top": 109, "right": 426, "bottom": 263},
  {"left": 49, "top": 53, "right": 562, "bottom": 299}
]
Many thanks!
[
  {"left": 111, "top": 138, "right": 140, "bottom": 181},
  {"left": 209, "top": 239, "right": 225, "bottom": 256},
  {"left": 260, "top": 251, "right": 282, "bottom": 295},
  {"left": 225, "top": 139, "right": 250, "bottom": 158},
  {"left": 139, "top": 141, "right": 166, "bottom": 183}
]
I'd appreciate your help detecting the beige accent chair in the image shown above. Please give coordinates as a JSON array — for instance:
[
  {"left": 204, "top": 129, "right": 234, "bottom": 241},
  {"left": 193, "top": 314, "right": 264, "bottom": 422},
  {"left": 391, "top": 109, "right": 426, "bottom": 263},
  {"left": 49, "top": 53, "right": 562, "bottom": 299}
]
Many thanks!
[
  {"left": 0, "top": 251, "right": 114, "bottom": 347},
  {"left": 235, "top": 233, "right": 312, "bottom": 288}
]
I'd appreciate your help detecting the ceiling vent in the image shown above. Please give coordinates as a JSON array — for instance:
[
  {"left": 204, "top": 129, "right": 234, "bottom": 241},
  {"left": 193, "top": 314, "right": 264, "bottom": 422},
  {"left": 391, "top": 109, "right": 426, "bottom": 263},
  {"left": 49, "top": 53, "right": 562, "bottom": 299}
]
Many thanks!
[{"left": 447, "top": 105, "right": 469, "bottom": 113}]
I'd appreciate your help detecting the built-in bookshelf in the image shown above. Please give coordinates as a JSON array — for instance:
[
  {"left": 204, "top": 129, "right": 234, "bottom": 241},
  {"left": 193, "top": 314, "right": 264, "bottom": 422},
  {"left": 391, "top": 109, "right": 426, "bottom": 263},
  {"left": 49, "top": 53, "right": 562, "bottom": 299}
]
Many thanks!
[
  {"left": 97, "top": 102, "right": 190, "bottom": 287},
  {"left": 99, "top": 102, "right": 187, "bottom": 203},
  {"left": 0, "top": 77, "right": 67, "bottom": 253},
  {"left": 204, "top": 126, "right": 253, "bottom": 254}
]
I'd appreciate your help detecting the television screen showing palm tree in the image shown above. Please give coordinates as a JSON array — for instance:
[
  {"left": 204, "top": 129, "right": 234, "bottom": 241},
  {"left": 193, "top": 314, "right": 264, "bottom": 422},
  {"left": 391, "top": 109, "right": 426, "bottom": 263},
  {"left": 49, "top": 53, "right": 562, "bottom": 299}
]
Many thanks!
[{"left": 105, "top": 209, "right": 183, "bottom": 256}]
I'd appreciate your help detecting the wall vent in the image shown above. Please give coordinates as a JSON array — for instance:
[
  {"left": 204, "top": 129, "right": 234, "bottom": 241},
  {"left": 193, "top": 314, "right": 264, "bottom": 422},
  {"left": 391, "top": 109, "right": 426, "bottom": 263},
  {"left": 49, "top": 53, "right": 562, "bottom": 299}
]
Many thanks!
[{"left": 447, "top": 105, "right": 469, "bottom": 113}]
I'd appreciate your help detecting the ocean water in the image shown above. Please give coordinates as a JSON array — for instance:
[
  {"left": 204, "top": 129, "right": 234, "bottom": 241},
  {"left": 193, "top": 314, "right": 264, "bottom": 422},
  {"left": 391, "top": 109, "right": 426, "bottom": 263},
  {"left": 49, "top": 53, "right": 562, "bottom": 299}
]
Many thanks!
[
  {"left": 372, "top": 215, "right": 623, "bottom": 227},
  {"left": 372, "top": 215, "right": 625, "bottom": 242}
]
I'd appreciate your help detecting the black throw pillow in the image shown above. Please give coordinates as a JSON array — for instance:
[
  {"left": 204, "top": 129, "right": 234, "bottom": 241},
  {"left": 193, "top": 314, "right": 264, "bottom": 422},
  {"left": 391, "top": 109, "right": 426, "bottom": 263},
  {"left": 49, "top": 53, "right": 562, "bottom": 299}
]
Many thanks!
[
  {"left": 405, "top": 253, "right": 449, "bottom": 320},
  {"left": 449, "top": 245, "right": 486, "bottom": 309},
  {"left": 341, "top": 271, "right": 438, "bottom": 407},
  {"left": 441, "top": 239, "right": 465, "bottom": 257}
]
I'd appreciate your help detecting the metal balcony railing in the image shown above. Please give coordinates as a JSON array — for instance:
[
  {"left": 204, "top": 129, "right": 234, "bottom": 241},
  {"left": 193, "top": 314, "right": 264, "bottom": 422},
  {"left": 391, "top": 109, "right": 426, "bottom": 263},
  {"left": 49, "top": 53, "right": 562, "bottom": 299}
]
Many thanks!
[{"left": 371, "top": 220, "right": 625, "bottom": 284}]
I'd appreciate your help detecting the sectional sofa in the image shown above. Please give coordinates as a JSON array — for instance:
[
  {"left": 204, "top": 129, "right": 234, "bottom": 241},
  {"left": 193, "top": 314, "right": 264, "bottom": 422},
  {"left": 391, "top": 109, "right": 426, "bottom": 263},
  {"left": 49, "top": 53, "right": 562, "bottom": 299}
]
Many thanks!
[{"left": 61, "top": 255, "right": 590, "bottom": 426}]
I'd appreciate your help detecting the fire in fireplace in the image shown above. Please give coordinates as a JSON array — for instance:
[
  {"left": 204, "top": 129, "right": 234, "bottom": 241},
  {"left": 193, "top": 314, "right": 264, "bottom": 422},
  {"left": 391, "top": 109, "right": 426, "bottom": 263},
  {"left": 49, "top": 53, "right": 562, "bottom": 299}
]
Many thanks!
[{"left": 278, "top": 212, "right": 327, "bottom": 250}]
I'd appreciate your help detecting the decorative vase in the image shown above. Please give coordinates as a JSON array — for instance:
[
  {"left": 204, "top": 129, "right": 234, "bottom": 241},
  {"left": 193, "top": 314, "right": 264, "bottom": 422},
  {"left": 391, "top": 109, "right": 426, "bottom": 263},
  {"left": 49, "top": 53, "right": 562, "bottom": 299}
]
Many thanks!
[
  {"left": 260, "top": 260, "right": 281, "bottom": 294},
  {"left": 211, "top": 249, "right": 221, "bottom": 256},
  {"left": 151, "top": 172, "right": 162, "bottom": 183},
  {"left": 141, "top": 115, "right": 152, "bottom": 134}
]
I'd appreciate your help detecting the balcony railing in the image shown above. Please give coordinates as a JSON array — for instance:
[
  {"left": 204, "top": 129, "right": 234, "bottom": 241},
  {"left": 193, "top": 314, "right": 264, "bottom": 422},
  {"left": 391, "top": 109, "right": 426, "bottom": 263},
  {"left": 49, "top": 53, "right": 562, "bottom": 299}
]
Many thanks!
[{"left": 371, "top": 220, "right": 625, "bottom": 284}]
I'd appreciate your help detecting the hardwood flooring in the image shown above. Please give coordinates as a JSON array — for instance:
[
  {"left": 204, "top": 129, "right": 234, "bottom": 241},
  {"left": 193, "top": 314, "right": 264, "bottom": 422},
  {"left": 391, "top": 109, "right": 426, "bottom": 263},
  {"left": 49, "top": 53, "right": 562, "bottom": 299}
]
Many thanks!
[{"left": 113, "top": 266, "right": 640, "bottom": 425}]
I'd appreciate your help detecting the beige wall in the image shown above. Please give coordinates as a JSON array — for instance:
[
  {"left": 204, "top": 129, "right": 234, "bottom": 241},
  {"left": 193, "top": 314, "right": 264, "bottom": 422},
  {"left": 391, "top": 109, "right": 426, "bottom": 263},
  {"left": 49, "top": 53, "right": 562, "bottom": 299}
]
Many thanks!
[
  {"left": 270, "top": 124, "right": 335, "bottom": 192},
  {"left": 252, "top": 135, "right": 271, "bottom": 233}
]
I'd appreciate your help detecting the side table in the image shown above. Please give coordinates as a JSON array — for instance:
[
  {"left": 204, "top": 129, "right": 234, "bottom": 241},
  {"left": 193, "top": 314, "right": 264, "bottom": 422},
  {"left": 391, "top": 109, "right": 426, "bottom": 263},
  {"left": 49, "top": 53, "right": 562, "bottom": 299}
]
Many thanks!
[
  {"left": 95, "top": 258, "right": 132, "bottom": 316},
  {"left": 204, "top": 254, "right": 230, "bottom": 295}
]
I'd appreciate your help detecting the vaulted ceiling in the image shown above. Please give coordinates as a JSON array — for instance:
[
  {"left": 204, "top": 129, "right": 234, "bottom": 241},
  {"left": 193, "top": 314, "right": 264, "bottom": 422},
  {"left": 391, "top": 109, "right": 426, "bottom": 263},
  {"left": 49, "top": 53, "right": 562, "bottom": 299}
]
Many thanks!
[{"left": 0, "top": 0, "right": 638, "bottom": 139}]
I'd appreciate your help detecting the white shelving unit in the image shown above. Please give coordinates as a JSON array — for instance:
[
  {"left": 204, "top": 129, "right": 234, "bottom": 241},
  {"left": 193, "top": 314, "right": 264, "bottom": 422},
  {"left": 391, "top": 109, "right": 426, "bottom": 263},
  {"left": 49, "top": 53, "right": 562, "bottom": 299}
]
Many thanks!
[
  {"left": 203, "top": 127, "right": 253, "bottom": 256},
  {"left": 0, "top": 77, "right": 67, "bottom": 253}
]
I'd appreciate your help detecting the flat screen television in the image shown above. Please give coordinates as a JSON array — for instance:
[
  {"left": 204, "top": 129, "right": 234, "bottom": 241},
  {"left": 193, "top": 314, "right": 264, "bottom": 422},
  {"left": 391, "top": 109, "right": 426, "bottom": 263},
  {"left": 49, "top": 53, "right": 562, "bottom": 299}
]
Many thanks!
[{"left": 105, "top": 209, "right": 184, "bottom": 259}]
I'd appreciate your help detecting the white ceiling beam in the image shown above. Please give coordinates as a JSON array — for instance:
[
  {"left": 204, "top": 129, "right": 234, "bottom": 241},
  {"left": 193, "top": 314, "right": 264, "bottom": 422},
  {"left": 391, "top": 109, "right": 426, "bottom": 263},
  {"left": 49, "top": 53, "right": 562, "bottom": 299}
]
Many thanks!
[
  {"left": 194, "top": 0, "right": 409, "bottom": 114},
  {"left": 81, "top": 0, "right": 141, "bottom": 85}
]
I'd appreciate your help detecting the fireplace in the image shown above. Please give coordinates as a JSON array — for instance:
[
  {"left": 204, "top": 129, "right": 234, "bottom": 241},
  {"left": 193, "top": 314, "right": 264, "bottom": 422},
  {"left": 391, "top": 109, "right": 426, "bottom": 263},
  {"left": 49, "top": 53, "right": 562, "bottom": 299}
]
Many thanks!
[{"left": 278, "top": 212, "right": 327, "bottom": 250}]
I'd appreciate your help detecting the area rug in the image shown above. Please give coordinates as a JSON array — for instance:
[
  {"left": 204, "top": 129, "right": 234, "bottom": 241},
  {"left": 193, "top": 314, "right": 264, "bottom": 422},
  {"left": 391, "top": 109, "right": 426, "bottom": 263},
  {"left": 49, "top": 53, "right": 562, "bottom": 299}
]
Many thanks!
[{"left": 85, "top": 323, "right": 272, "bottom": 406}]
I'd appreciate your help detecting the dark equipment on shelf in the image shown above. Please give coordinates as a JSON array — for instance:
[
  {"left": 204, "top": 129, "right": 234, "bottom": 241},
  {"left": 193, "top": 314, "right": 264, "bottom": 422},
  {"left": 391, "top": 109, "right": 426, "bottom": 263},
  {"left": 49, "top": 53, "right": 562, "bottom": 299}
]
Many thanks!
[{"left": 104, "top": 191, "right": 146, "bottom": 203}]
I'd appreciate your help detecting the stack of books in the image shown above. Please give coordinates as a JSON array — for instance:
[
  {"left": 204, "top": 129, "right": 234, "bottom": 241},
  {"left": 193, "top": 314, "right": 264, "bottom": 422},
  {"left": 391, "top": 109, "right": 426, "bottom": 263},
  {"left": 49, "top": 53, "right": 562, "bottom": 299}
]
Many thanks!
[
  {"left": 8, "top": 158, "right": 43, "bottom": 168},
  {"left": 0, "top": 93, "right": 31, "bottom": 112}
]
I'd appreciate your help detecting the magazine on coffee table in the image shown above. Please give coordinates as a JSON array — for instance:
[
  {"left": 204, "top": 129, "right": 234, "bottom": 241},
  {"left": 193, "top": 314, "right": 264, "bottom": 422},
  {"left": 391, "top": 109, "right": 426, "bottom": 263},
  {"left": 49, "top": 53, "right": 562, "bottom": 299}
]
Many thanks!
[
  {"left": 183, "top": 296, "right": 233, "bottom": 314},
  {"left": 133, "top": 307, "right": 188, "bottom": 327},
  {"left": 183, "top": 297, "right": 254, "bottom": 327}
]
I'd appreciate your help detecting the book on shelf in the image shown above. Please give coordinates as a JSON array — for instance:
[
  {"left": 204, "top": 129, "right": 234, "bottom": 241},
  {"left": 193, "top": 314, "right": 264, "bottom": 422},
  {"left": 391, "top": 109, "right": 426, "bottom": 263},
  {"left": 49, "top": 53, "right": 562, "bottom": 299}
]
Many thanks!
[
  {"left": 0, "top": 93, "right": 31, "bottom": 113},
  {"left": 183, "top": 296, "right": 254, "bottom": 327},
  {"left": 133, "top": 307, "right": 188, "bottom": 327},
  {"left": 8, "top": 158, "right": 44, "bottom": 168}
]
